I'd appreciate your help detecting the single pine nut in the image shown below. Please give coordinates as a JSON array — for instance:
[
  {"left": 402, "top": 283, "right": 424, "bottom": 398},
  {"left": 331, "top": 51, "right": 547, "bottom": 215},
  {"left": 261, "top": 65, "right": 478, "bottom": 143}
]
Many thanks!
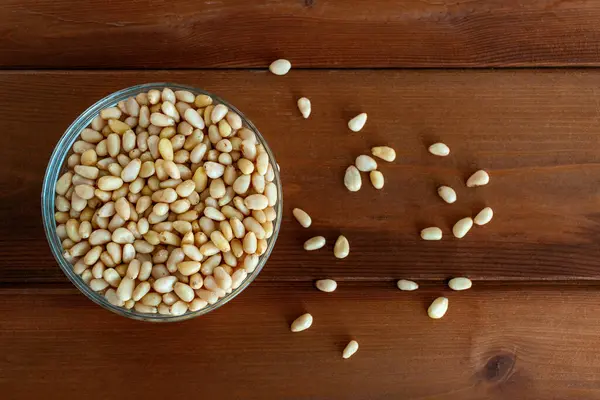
[
  {"left": 177, "top": 261, "right": 201, "bottom": 276},
  {"left": 342, "top": 340, "right": 359, "bottom": 359},
  {"left": 189, "top": 298, "right": 208, "bottom": 312},
  {"left": 171, "top": 300, "right": 188, "bottom": 316},
  {"left": 290, "top": 313, "right": 313, "bottom": 332},
  {"left": 344, "top": 165, "right": 362, "bottom": 192},
  {"left": 97, "top": 176, "right": 123, "bottom": 191},
  {"left": 132, "top": 281, "right": 151, "bottom": 301},
  {"left": 452, "top": 217, "right": 473, "bottom": 239},
  {"left": 315, "top": 279, "right": 337, "bottom": 292},
  {"left": 421, "top": 227, "right": 442, "bottom": 241},
  {"left": 355, "top": 155, "right": 377, "bottom": 172},
  {"left": 348, "top": 113, "right": 367, "bottom": 132},
  {"left": 474, "top": 207, "right": 493, "bottom": 225},
  {"left": 269, "top": 59, "right": 291, "bottom": 76},
  {"left": 437, "top": 186, "right": 457, "bottom": 204},
  {"left": 333, "top": 235, "right": 349, "bottom": 259},
  {"left": 211, "top": 104, "right": 228, "bottom": 124},
  {"left": 244, "top": 194, "right": 268, "bottom": 210},
  {"left": 184, "top": 108, "right": 205, "bottom": 129},
  {"left": 153, "top": 276, "right": 178, "bottom": 293},
  {"left": 297, "top": 97, "right": 311, "bottom": 118},
  {"left": 448, "top": 277, "right": 472, "bottom": 291},
  {"left": 174, "top": 282, "right": 195, "bottom": 302},
  {"left": 428, "top": 143, "right": 450, "bottom": 156},
  {"left": 371, "top": 146, "right": 396, "bottom": 162},
  {"left": 292, "top": 208, "right": 311, "bottom": 228},
  {"left": 428, "top": 297, "right": 449, "bottom": 319},
  {"left": 397, "top": 279, "right": 419, "bottom": 291},
  {"left": 466, "top": 170, "right": 489, "bottom": 187},
  {"left": 369, "top": 171, "right": 384, "bottom": 189},
  {"left": 304, "top": 236, "right": 326, "bottom": 251},
  {"left": 116, "top": 277, "right": 135, "bottom": 301}
]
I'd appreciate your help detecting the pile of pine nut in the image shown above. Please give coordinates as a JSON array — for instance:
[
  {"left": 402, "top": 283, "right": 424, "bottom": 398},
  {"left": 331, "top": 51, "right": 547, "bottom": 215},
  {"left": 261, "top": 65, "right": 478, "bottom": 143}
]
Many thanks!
[{"left": 54, "top": 87, "right": 278, "bottom": 316}]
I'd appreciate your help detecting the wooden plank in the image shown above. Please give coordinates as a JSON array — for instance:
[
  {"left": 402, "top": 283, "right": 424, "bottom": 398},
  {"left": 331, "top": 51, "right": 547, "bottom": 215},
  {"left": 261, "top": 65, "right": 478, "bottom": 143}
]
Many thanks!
[
  {"left": 2, "top": 283, "right": 600, "bottom": 399},
  {"left": 4, "top": 70, "right": 600, "bottom": 283},
  {"left": 3, "top": 0, "right": 600, "bottom": 68}
]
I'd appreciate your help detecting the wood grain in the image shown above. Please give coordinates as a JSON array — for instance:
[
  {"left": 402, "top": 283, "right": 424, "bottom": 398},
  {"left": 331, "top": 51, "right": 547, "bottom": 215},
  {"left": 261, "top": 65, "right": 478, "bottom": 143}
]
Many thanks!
[
  {"left": 3, "top": 70, "right": 600, "bottom": 283},
  {"left": 4, "top": 0, "right": 600, "bottom": 68},
  {"left": 2, "top": 283, "right": 600, "bottom": 399}
]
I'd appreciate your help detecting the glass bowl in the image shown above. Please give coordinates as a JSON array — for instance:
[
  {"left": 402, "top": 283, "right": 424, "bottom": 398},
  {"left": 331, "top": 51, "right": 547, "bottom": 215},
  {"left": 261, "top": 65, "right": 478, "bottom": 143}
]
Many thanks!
[{"left": 41, "top": 83, "right": 283, "bottom": 322}]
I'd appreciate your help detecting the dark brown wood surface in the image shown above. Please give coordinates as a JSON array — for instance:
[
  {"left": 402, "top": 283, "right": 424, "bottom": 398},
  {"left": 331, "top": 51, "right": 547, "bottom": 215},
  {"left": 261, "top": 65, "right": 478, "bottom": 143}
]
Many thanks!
[
  {"left": 4, "top": 3, "right": 600, "bottom": 396},
  {"left": 4, "top": 0, "right": 600, "bottom": 68},
  {"left": 3, "top": 283, "right": 600, "bottom": 400},
  {"left": 3, "top": 70, "right": 600, "bottom": 283}
]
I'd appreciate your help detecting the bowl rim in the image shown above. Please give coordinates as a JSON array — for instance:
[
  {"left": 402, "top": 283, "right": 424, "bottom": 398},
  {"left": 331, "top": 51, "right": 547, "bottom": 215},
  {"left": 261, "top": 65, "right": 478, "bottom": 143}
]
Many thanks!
[{"left": 41, "top": 82, "right": 283, "bottom": 322}]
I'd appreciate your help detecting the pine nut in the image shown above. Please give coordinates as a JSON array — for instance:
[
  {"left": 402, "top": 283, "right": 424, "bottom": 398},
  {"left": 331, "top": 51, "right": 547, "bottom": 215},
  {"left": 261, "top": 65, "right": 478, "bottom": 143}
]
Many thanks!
[
  {"left": 174, "top": 282, "right": 195, "bottom": 302},
  {"left": 269, "top": 59, "right": 291, "bottom": 76},
  {"left": 315, "top": 279, "right": 337, "bottom": 292},
  {"left": 348, "top": 113, "right": 367, "bottom": 132},
  {"left": 290, "top": 313, "right": 313, "bottom": 332},
  {"left": 184, "top": 108, "right": 205, "bottom": 129},
  {"left": 371, "top": 146, "right": 396, "bottom": 162},
  {"left": 355, "top": 155, "right": 377, "bottom": 172},
  {"left": 333, "top": 235, "right": 350, "bottom": 259},
  {"left": 297, "top": 97, "right": 311, "bottom": 118},
  {"left": 171, "top": 300, "right": 189, "bottom": 316},
  {"left": 420, "top": 227, "right": 442, "bottom": 241},
  {"left": 466, "top": 170, "right": 489, "bottom": 187},
  {"left": 344, "top": 166, "right": 362, "bottom": 192},
  {"left": 304, "top": 236, "right": 326, "bottom": 251},
  {"left": 428, "top": 143, "right": 450, "bottom": 156},
  {"left": 211, "top": 104, "right": 228, "bottom": 124},
  {"left": 369, "top": 171, "right": 384, "bottom": 189},
  {"left": 153, "top": 276, "right": 178, "bottom": 293},
  {"left": 448, "top": 277, "right": 472, "bottom": 291},
  {"left": 55, "top": 88, "right": 280, "bottom": 315},
  {"left": 116, "top": 277, "right": 135, "bottom": 301},
  {"left": 397, "top": 279, "right": 419, "bottom": 291},
  {"left": 437, "top": 186, "right": 456, "bottom": 204},
  {"left": 474, "top": 207, "right": 493, "bottom": 225},
  {"left": 292, "top": 208, "right": 311, "bottom": 228},
  {"left": 428, "top": 297, "right": 449, "bottom": 319},
  {"left": 452, "top": 217, "right": 473, "bottom": 239},
  {"left": 342, "top": 340, "right": 359, "bottom": 359}
]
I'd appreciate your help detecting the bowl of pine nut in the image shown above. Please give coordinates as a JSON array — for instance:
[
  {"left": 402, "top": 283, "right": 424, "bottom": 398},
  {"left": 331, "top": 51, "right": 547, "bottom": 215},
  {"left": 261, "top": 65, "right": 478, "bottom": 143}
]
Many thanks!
[{"left": 42, "top": 83, "right": 282, "bottom": 321}]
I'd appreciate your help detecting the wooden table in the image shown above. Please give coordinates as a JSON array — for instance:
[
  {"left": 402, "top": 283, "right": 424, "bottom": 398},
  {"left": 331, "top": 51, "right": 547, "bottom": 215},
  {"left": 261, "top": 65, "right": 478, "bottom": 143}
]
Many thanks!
[{"left": 3, "top": 1, "right": 600, "bottom": 399}]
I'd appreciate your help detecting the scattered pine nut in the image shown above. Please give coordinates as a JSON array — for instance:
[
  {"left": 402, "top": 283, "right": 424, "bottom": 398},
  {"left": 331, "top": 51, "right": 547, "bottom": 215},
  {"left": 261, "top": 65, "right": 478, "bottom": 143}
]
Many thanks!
[
  {"left": 297, "top": 97, "right": 311, "bottom": 119},
  {"left": 369, "top": 171, "right": 384, "bottom": 189},
  {"left": 428, "top": 143, "right": 450, "bottom": 157},
  {"left": 474, "top": 207, "right": 493, "bottom": 225},
  {"left": 342, "top": 340, "right": 359, "bottom": 359},
  {"left": 466, "top": 170, "right": 490, "bottom": 187},
  {"left": 291, "top": 313, "right": 313, "bottom": 332},
  {"left": 427, "top": 297, "right": 449, "bottom": 319},
  {"left": 355, "top": 155, "right": 377, "bottom": 172},
  {"left": 371, "top": 146, "right": 396, "bottom": 162},
  {"left": 304, "top": 236, "right": 326, "bottom": 251},
  {"left": 448, "top": 277, "right": 472, "bottom": 291},
  {"left": 452, "top": 217, "right": 473, "bottom": 239},
  {"left": 344, "top": 165, "right": 362, "bottom": 192},
  {"left": 269, "top": 59, "right": 292, "bottom": 76},
  {"left": 420, "top": 227, "right": 442, "bottom": 241},
  {"left": 292, "top": 208, "right": 312, "bottom": 228},
  {"left": 437, "top": 186, "right": 456, "bottom": 204},
  {"left": 348, "top": 113, "right": 367, "bottom": 132},
  {"left": 315, "top": 279, "right": 337, "bottom": 292},
  {"left": 333, "top": 235, "right": 350, "bottom": 259},
  {"left": 397, "top": 279, "right": 419, "bottom": 291}
]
